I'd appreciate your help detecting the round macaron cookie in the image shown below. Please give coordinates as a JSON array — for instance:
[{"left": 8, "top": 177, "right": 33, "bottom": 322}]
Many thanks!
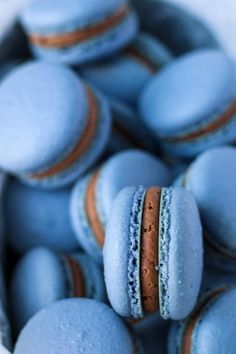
[
  {"left": 106, "top": 99, "right": 159, "bottom": 155},
  {"left": 0, "top": 61, "right": 111, "bottom": 188},
  {"left": 70, "top": 150, "right": 171, "bottom": 263},
  {"left": 20, "top": 0, "right": 139, "bottom": 65},
  {"left": 175, "top": 146, "right": 236, "bottom": 271},
  {"left": 81, "top": 32, "right": 172, "bottom": 106},
  {"left": 13, "top": 298, "right": 143, "bottom": 354},
  {"left": 10, "top": 247, "right": 107, "bottom": 333},
  {"left": 168, "top": 286, "right": 236, "bottom": 354},
  {"left": 104, "top": 185, "right": 203, "bottom": 320},
  {"left": 5, "top": 178, "right": 78, "bottom": 253},
  {"left": 201, "top": 267, "right": 236, "bottom": 295},
  {"left": 133, "top": 0, "right": 219, "bottom": 56},
  {"left": 139, "top": 50, "right": 236, "bottom": 158}
]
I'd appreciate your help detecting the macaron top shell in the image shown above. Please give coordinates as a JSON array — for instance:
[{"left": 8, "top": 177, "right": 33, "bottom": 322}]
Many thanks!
[
  {"left": 139, "top": 50, "right": 236, "bottom": 137},
  {"left": 14, "top": 299, "right": 135, "bottom": 354},
  {"left": 184, "top": 146, "right": 236, "bottom": 252},
  {"left": 97, "top": 150, "right": 171, "bottom": 224},
  {"left": 0, "top": 62, "right": 87, "bottom": 173},
  {"left": 21, "top": 0, "right": 129, "bottom": 33},
  {"left": 104, "top": 186, "right": 203, "bottom": 320}
]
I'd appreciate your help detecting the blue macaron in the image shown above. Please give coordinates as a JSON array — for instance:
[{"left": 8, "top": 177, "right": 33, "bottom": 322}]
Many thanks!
[
  {"left": 0, "top": 301, "right": 12, "bottom": 351},
  {"left": 133, "top": 0, "right": 219, "bottom": 56},
  {"left": 106, "top": 99, "right": 159, "bottom": 155},
  {"left": 6, "top": 178, "right": 78, "bottom": 253},
  {"left": 20, "top": 0, "right": 139, "bottom": 65},
  {"left": 104, "top": 185, "right": 203, "bottom": 320},
  {"left": 168, "top": 287, "right": 236, "bottom": 354},
  {"left": 139, "top": 50, "right": 236, "bottom": 158},
  {"left": 81, "top": 32, "right": 171, "bottom": 106},
  {"left": 175, "top": 146, "right": 236, "bottom": 271},
  {"left": 13, "top": 298, "right": 142, "bottom": 354},
  {"left": 70, "top": 149, "right": 171, "bottom": 263},
  {"left": 0, "top": 61, "right": 111, "bottom": 188},
  {"left": 10, "top": 247, "right": 107, "bottom": 333}
]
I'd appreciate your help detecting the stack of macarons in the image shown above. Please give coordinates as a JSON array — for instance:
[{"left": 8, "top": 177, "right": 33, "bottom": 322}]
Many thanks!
[{"left": 0, "top": 0, "right": 236, "bottom": 353}]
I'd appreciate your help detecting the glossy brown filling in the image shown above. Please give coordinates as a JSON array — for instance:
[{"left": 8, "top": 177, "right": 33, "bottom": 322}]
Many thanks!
[
  {"left": 86, "top": 170, "right": 104, "bottom": 247},
  {"left": 167, "top": 100, "right": 236, "bottom": 143},
  {"left": 182, "top": 287, "right": 228, "bottom": 354},
  {"left": 30, "top": 86, "right": 98, "bottom": 179},
  {"left": 30, "top": 5, "right": 130, "bottom": 48},
  {"left": 140, "top": 187, "right": 161, "bottom": 313},
  {"left": 124, "top": 48, "right": 157, "bottom": 73},
  {"left": 65, "top": 255, "right": 85, "bottom": 297}
]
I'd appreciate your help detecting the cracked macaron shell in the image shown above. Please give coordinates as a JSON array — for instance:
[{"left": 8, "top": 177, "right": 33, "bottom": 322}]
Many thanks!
[
  {"left": 139, "top": 50, "right": 236, "bottom": 158},
  {"left": 104, "top": 186, "right": 203, "bottom": 320}
]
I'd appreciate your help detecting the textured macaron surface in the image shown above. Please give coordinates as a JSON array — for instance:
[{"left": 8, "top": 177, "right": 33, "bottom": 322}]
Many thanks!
[
  {"left": 21, "top": 0, "right": 130, "bottom": 32},
  {"left": 183, "top": 147, "right": 236, "bottom": 252},
  {"left": 159, "top": 188, "right": 203, "bottom": 320},
  {"left": 14, "top": 299, "right": 135, "bottom": 354},
  {"left": 0, "top": 62, "right": 88, "bottom": 173},
  {"left": 104, "top": 185, "right": 203, "bottom": 320},
  {"left": 139, "top": 50, "right": 236, "bottom": 137}
]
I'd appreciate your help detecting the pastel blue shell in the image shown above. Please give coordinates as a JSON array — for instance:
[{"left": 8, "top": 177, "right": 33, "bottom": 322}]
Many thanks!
[
  {"left": 13, "top": 299, "right": 135, "bottom": 354},
  {"left": 6, "top": 179, "right": 78, "bottom": 253},
  {"left": 182, "top": 146, "right": 236, "bottom": 270},
  {"left": 104, "top": 186, "right": 203, "bottom": 320},
  {"left": 0, "top": 62, "right": 111, "bottom": 188},
  {"left": 139, "top": 50, "right": 236, "bottom": 158},
  {"left": 81, "top": 32, "right": 171, "bottom": 105},
  {"left": 20, "top": 0, "right": 139, "bottom": 64},
  {"left": 70, "top": 150, "right": 171, "bottom": 263},
  {"left": 10, "top": 247, "right": 106, "bottom": 333}
]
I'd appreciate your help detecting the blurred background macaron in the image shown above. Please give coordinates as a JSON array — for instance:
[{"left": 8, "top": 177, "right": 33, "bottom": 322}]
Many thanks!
[
  {"left": 132, "top": 0, "right": 219, "bottom": 56},
  {"left": 5, "top": 178, "right": 78, "bottom": 254},
  {"left": 13, "top": 298, "right": 143, "bottom": 354},
  {"left": 80, "top": 32, "right": 172, "bottom": 106},
  {"left": 139, "top": 50, "right": 236, "bottom": 158},
  {"left": 168, "top": 286, "right": 236, "bottom": 354},
  {"left": 106, "top": 99, "right": 159, "bottom": 156},
  {"left": 20, "top": 0, "right": 139, "bottom": 65},
  {"left": 175, "top": 146, "right": 236, "bottom": 271},
  {"left": 70, "top": 149, "right": 171, "bottom": 263},
  {"left": 104, "top": 186, "right": 203, "bottom": 320},
  {"left": 0, "top": 61, "right": 111, "bottom": 188},
  {"left": 0, "top": 172, "right": 7, "bottom": 251},
  {"left": 10, "top": 247, "right": 107, "bottom": 334}
]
